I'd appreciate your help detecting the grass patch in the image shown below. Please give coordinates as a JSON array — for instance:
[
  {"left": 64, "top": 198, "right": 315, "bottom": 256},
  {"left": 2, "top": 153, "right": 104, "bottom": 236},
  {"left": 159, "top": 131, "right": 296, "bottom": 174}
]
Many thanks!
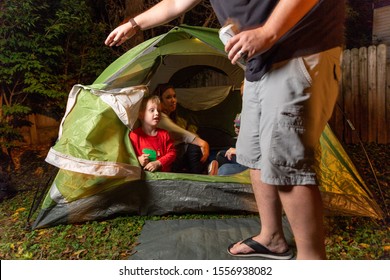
[{"left": 0, "top": 144, "right": 389, "bottom": 260}]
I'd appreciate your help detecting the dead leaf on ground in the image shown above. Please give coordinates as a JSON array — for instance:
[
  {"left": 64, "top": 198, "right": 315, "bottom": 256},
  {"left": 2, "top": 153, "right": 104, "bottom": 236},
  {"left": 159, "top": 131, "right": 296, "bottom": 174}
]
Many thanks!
[
  {"left": 34, "top": 167, "right": 44, "bottom": 177},
  {"left": 73, "top": 249, "right": 87, "bottom": 259}
]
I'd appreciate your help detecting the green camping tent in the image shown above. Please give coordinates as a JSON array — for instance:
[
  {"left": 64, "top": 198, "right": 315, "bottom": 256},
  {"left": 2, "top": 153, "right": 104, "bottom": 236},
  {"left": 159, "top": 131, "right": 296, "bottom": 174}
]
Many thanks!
[{"left": 32, "top": 25, "right": 383, "bottom": 229}]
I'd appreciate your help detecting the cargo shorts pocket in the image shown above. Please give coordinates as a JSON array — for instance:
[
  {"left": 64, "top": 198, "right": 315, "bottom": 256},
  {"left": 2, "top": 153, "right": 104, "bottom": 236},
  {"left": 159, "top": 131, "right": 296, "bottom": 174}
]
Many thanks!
[{"left": 270, "top": 105, "right": 314, "bottom": 169}]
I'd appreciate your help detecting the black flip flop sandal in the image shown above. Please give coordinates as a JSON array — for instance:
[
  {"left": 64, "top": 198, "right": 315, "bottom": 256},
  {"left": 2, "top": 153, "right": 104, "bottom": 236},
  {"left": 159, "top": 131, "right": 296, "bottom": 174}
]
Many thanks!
[{"left": 227, "top": 237, "right": 294, "bottom": 260}]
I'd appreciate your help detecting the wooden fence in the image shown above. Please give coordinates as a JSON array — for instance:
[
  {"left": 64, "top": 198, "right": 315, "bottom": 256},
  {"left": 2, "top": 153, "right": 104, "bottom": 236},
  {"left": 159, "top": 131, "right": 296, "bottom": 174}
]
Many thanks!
[
  {"left": 20, "top": 114, "right": 59, "bottom": 146},
  {"left": 22, "top": 44, "right": 389, "bottom": 146},
  {"left": 329, "top": 44, "right": 389, "bottom": 144}
]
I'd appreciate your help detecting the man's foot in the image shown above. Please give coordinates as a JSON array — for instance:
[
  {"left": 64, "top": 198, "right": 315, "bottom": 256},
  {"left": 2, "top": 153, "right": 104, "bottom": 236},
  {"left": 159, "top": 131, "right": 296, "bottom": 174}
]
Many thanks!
[
  {"left": 227, "top": 237, "right": 294, "bottom": 260},
  {"left": 208, "top": 160, "right": 218, "bottom": 175}
]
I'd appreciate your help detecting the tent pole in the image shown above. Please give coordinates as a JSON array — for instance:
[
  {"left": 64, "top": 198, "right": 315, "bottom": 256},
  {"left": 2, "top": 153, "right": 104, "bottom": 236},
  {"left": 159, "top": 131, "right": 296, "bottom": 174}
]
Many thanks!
[{"left": 335, "top": 102, "right": 389, "bottom": 219}]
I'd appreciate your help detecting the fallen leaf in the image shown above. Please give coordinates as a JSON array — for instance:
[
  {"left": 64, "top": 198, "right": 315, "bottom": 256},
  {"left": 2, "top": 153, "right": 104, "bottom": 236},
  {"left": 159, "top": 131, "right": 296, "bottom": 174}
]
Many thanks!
[
  {"left": 34, "top": 167, "right": 44, "bottom": 176},
  {"left": 62, "top": 247, "right": 73, "bottom": 254},
  {"left": 73, "top": 249, "right": 87, "bottom": 259},
  {"left": 38, "top": 230, "right": 47, "bottom": 236},
  {"left": 11, "top": 212, "right": 19, "bottom": 218}
]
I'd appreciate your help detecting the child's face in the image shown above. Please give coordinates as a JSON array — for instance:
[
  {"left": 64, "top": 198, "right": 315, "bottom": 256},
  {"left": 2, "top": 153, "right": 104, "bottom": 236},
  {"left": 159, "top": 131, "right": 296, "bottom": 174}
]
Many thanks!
[
  {"left": 142, "top": 100, "right": 161, "bottom": 127},
  {"left": 160, "top": 88, "right": 177, "bottom": 114}
]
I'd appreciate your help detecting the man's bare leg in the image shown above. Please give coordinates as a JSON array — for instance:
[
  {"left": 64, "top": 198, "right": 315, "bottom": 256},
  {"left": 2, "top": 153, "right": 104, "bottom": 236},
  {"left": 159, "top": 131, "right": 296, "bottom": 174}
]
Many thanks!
[
  {"left": 228, "top": 170, "right": 326, "bottom": 259},
  {"left": 228, "top": 169, "right": 289, "bottom": 254},
  {"left": 278, "top": 185, "right": 326, "bottom": 259}
]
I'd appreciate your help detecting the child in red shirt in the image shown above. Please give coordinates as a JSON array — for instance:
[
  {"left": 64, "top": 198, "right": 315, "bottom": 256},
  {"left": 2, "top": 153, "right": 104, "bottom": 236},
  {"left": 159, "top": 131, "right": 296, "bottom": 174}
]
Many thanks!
[{"left": 130, "top": 95, "right": 176, "bottom": 172}]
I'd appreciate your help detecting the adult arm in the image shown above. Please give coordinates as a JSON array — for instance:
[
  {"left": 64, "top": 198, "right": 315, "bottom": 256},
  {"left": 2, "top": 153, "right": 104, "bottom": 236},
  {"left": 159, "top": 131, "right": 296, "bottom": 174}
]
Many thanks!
[
  {"left": 158, "top": 113, "right": 209, "bottom": 163},
  {"left": 158, "top": 113, "right": 197, "bottom": 145},
  {"left": 105, "top": 0, "right": 202, "bottom": 47},
  {"left": 226, "top": 0, "right": 319, "bottom": 64},
  {"left": 192, "top": 137, "right": 210, "bottom": 163}
]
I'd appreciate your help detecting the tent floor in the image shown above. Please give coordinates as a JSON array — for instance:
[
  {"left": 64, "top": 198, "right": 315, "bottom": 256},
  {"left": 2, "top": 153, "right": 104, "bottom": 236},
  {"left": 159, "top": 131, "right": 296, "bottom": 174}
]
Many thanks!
[{"left": 129, "top": 217, "right": 296, "bottom": 260}]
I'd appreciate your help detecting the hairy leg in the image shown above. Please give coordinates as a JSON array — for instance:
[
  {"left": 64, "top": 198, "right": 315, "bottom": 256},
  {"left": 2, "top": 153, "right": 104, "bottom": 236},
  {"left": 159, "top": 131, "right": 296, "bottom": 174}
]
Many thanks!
[
  {"left": 278, "top": 185, "right": 326, "bottom": 260},
  {"left": 228, "top": 169, "right": 289, "bottom": 254}
]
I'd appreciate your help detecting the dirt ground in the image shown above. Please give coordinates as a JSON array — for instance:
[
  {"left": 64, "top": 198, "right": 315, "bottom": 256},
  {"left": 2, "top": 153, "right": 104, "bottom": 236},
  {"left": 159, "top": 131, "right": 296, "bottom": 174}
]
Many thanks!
[{"left": 0, "top": 144, "right": 57, "bottom": 202}]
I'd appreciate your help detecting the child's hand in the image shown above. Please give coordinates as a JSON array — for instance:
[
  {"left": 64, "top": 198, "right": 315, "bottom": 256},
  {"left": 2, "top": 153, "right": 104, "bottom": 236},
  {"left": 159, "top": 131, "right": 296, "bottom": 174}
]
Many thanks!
[
  {"left": 225, "top": 148, "right": 236, "bottom": 160},
  {"left": 144, "top": 160, "right": 162, "bottom": 172},
  {"left": 138, "top": 153, "right": 150, "bottom": 167}
]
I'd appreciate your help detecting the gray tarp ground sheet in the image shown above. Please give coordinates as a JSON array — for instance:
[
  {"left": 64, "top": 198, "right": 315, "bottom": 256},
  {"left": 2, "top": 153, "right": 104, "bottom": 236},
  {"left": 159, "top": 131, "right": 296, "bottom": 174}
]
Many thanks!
[{"left": 129, "top": 217, "right": 295, "bottom": 260}]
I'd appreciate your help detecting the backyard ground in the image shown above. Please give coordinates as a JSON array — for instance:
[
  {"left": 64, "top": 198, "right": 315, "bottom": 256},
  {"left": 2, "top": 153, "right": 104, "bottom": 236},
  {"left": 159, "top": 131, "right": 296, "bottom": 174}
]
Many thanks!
[{"left": 0, "top": 143, "right": 389, "bottom": 260}]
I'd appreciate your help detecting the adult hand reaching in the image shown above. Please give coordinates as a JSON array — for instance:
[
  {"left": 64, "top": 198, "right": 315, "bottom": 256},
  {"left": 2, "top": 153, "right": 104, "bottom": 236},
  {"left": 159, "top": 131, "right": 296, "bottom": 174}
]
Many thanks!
[
  {"left": 104, "top": 0, "right": 202, "bottom": 47},
  {"left": 105, "top": 21, "right": 137, "bottom": 47}
]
